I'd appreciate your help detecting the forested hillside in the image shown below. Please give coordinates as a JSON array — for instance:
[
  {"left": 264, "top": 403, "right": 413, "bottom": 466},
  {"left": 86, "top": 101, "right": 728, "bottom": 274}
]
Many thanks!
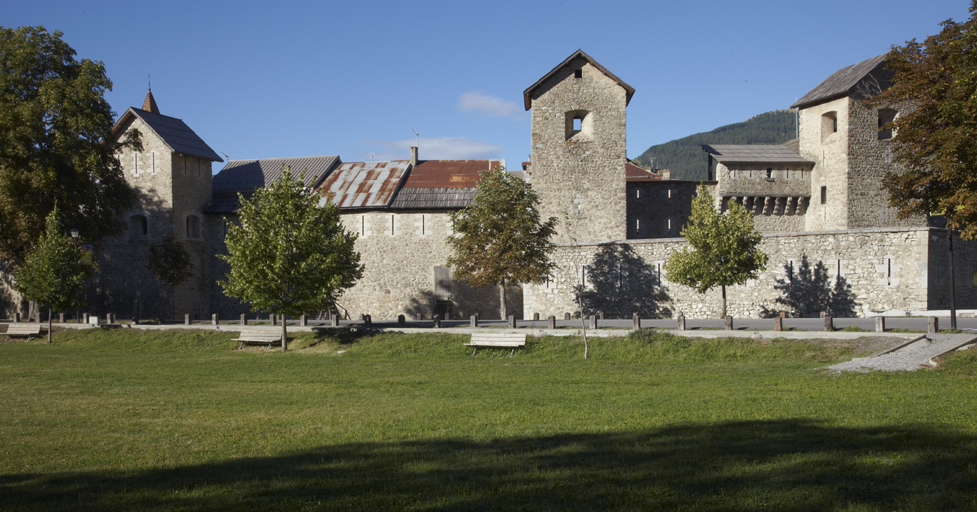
[{"left": 633, "top": 110, "right": 798, "bottom": 181}]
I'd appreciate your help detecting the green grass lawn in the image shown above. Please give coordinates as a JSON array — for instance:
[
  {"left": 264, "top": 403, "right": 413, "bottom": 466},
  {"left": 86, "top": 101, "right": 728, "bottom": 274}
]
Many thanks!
[{"left": 1, "top": 328, "right": 975, "bottom": 511}]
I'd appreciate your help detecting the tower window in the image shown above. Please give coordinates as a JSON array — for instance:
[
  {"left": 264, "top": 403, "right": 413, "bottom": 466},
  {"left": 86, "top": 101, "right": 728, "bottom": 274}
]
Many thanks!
[
  {"left": 766, "top": 168, "right": 773, "bottom": 179},
  {"left": 821, "top": 111, "right": 838, "bottom": 141},
  {"left": 565, "top": 110, "right": 591, "bottom": 140},
  {"left": 574, "top": 69, "right": 582, "bottom": 79},
  {"left": 878, "top": 108, "right": 898, "bottom": 140},
  {"left": 820, "top": 186, "right": 827, "bottom": 205}
]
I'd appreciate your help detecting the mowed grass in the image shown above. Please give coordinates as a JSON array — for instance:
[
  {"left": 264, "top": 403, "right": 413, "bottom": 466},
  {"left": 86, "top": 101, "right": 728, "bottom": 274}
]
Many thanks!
[{"left": 1, "top": 328, "right": 976, "bottom": 511}]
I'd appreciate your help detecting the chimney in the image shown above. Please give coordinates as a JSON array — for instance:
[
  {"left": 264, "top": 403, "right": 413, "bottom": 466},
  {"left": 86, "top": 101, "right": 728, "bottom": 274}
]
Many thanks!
[
  {"left": 662, "top": 169, "right": 671, "bottom": 181},
  {"left": 409, "top": 146, "right": 418, "bottom": 167}
]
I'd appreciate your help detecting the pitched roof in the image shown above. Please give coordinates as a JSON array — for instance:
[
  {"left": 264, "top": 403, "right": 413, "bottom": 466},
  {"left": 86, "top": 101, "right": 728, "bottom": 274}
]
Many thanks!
[
  {"left": 317, "top": 160, "right": 412, "bottom": 209},
  {"left": 142, "top": 90, "right": 159, "bottom": 114},
  {"left": 702, "top": 144, "right": 814, "bottom": 165},
  {"left": 523, "top": 49, "right": 635, "bottom": 110},
  {"left": 112, "top": 107, "right": 222, "bottom": 162},
  {"left": 791, "top": 53, "right": 892, "bottom": 109},
  {"left": 389, "top": 187, "right": 477, "bottom": 209},
  {"left": 625, "top": 161, "right": 662, "bottom": 181},
  {"left": 401, "top": 159, "right": 505, "bottom": 189},
  {"left": 213, "top": 155, "right": 340, "bottom": 192}
]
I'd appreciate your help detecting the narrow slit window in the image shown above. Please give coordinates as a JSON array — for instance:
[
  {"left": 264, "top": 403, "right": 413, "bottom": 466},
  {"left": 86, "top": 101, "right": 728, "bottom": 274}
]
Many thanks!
[
  {"left": 766, "top": 168, "right": 773, "bottom": 179},
  {"left": 133, "top": 153, "right": 140, "bottom": 175},
  {"left": 820, "top": 186, "right": 827, "bottom": 205},
  {"left": 422, "top": 214, "right": 426, "bottom": 235},
  {"left": 391, "top": 215, "right": 395, "bottom": 236}
]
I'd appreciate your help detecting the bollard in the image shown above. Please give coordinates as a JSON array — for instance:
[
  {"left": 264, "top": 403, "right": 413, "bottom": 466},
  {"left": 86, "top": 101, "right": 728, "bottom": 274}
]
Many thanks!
[
  {"left": 398, "top": 314, "right": 406, "bottom": 327},
  {"left": 928, "top": 316, "right": 938, "bottom": 333},
  {"left": 774, "top": 316, "right": 783, "bottom": 331},
  {"left": 83, "top": 313, "right": 89, "bottom": 324},
  {"left": 212, "top": 313, "right": 219, "bottom": 325},
  {"left": 14, "top": 312, "right": 20, "bottom": 322},
  {"left": 548, "top": 315, "right": 556, "bottom": 329},
  {"left": 589, "top": 315, "right": 597, "bottom": 329},
  {"left": 331, "top": 313, "right": 339, "bottom": 327},
  {"left": 725, "top": 315, "right": 733, "bottom": 330},
  {"left": 508, "top": 315, "right": 516, "bottom": 328},
  {"left": 470, "top": 315, "right": 477, "bottom": 328},
  {"left": 824, "top": 316, "right": 834, "bottom": 331},
  {"left": 598, "top": 311, "right": 605, "bottom": 320},
  {"left": 564, "top": 312, "right": 571, "bottom": 320},
  {"left": 241, "top": 314, "right": 247, "bottom": 326},
  {"left": 271, "top": 314, "right": 277, "bottom": 326},
  {"left": 109, "top": 313, "right": 116, "bottom": 324},
  {"left": 300, "top": 314, "right": 308, "bottom": 327},
  {"left": 633, "top": 312, "right": 641, "bottom": 330},
  {"left": 185, "top": 314, "right": 191, "bottom": 325},
  {"left": 59, "top": 312, "right": 65, "bottom": 323},
  {"left": 677, "top": 314, "right": 686, "bottom": 331},
  {"left": 875, "top": 317, "right": 885, "bottom": 332},
  {"left": 433, "top": 315, "right": 440, "bottom": 329}
]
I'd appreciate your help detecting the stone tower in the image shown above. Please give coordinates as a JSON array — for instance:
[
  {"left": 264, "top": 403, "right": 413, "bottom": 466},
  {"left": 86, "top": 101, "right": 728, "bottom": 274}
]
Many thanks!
[
  {"left": 96, "top": 90, "right": 223, "bottom": 319},
  {"left": 524, "top": 50, "right": 634, "bottom": 243}
]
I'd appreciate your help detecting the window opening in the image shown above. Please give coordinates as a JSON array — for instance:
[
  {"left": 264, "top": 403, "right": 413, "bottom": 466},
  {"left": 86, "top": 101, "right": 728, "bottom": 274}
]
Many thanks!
[
  {"left": 766, "top": 168, "right": 773, "bottom": 179},
  {"left": 887, "top": 258, "right": 892, "bottom": 286},
  {"left": 573, "top": 117, "right": 582, "bottom": 131},
  {"left": 133, "top": 153, "right": 140, "bottom": 175},
  {"left": 821, "top": 111, "right": 838, "bottom": 141},
  {"left": 422, "top": 214, "right": 425, "bottom": 235},
  {"left": 878, "top": 109, "right": 898, "bottom": 140},
  {"left": 130, "top": 215, "right": 148, "bottom": 238},
  {"left": 574, "top": 69, "right": 582, "bottom": 79},
  {"left": 186, "top": 215, "right": 201, "bottom": 239},
  {"left": 581, "top": 265, "right": 589, "bottom": 287},
  {"left": 361, "top": 215, "right": 365, "bottom": 236},
  {"left": 820, "top": 186, "right": 827, "bottom": 205},
  {"left": 391, "top": 215, "right": 395, "bottom": 236}
]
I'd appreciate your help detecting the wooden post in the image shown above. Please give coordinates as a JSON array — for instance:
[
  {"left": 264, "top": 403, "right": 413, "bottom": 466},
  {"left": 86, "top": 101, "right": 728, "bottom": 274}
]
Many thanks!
[
  {"left": 824, "top": 316, "right": 834, "bottom": 331},
  {"left": 14, "top": 312, "right": 20, "bottom": 322},
  {"left": 83, "top": 313, "right": 89, "bottom": 324},
  {"left": 108, "top": 313, "right": 115, "bottom": 324},
  {"left": 300, "top": 314, "right": 307, "bottom": 327},
  {"left": 589, "top": 315, "right": 597, "bottom": 329},
  {"left": 240, "top": 314, "right": 247, "bottom": 325},
  {"left": 271, "top": 314, "right": 277, "bottom": 326},
  {"left": 548, "top": 315, "right": 556, "bottom": 329},
  {"left": 598, "top": 311, "right": 605, "bottom": 320},
  {"left": 928, "top": 316, "right": 938, "bottom": 333},
  {"left": 508, "top": 315, "right": 515, "bottom": 328},
  {"left": 212, "top": 313, "right": 219, "bottom": 325},
  {"left": 185, "top": 314, "right": 191, "bottom": 325},
  {"left": 331, "top": 314, "right": 338, "bottom": 327},
  {"left": 725, "top": 315, "right": 733, "bottom": 330},
  {"left": 398, "top": 314, "right": 406, "bottom": 327},
  {"left": 58, "top": 312, "right": 65, "bottom": 323},
  {"left": 470, "top": 315, "right": 477, "bottom": 328},
  {"left": 875, "top": 317, "right": 885, "bottom": 332},
  {"left": 677, "top": 314, "right": 686, "bottom": 331},
  {"left": 774, "top": 316, "right": 783, "bottom": 331},
  {"left": 633, "top": 313, "right": 640, "bottom": 330}
]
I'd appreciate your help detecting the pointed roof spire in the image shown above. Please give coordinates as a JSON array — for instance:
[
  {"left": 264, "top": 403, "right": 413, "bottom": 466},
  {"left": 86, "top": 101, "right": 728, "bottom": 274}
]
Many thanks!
[{"left": 142, "top": 89, "right": 159, "bottom": 115}]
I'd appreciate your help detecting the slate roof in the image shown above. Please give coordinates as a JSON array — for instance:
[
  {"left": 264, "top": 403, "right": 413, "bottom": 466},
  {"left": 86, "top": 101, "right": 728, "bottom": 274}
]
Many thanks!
[
  {"left": 389, "top": 188, "right": 477, "bottom": 209},
  {"left": 112, "top": 107, "right": 222, "bottom": 162},
  {"left": 524, "top": 49, "right": 635, "bottom": 110},
  {"left": 317, "top": 160, "right": 412, "bottom": 209},
  {"left": 791, "top": 54, "right": 892, "bottom": 110},
  {"left": 702, "top": 144, "right": 814, "bottom": 165},
  {"left": 213, "top": 155, "right": 340, "bottom": 192}
]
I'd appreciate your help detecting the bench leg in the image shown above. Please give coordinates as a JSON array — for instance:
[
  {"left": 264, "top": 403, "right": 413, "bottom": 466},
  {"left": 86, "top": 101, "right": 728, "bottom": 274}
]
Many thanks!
[{"left": 472, "top": 347, "right": 477, "bottom": 356}]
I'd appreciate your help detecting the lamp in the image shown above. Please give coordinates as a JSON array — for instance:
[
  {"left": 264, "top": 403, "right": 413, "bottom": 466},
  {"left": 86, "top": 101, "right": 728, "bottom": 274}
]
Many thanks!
[{"left": 70, "top": 228, "right": 79, "bottom": 240}]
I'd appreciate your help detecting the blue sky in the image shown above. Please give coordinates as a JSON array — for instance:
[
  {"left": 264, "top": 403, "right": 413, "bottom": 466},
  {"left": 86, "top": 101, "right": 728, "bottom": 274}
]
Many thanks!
[{"left": 7, "top": 0, "right": 972, "bottom": 170}]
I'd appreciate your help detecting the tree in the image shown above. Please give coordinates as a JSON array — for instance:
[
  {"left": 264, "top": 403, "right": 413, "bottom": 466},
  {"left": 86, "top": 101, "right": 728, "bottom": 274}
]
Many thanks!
[
  {"left": 447, "top": 165, "right": 558, "bottom": 320},
  {"left": 219, "top": 166, "right": 363, "bottom": 351},
  {"left": 146, "top": 237, "right": 194, "bottom": 287},
  {"left": 0, "top": 26, "right": 138, "bottom": 266},
  {"left": 664, "top": 185, "right": 768, "bottom": 318},
  {"left": 872, "top": 2, "right": 977, "bottom": 239},
  {"left": 15, "top": 205, "right": 88, "bottom": 343}
]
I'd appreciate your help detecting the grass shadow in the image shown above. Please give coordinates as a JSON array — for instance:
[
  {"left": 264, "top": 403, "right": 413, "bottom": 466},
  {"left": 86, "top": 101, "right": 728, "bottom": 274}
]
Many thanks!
[{"left": 2, "top": 420, "right": 974, "bottom": 510}]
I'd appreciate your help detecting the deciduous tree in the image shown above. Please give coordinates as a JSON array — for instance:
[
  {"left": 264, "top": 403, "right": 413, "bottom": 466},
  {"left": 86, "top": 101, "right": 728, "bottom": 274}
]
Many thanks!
[
  {"left": 146, "top": 237, "right": 194, "bottom": 287},
  {"left": 664, "top": 186, "right": 767, "bottom": 318},
  {"left": 447, "top": 165, "right": 557, "bottom": 319},
  {"left": 15, "top": 205, "right": 88, "bottom": 342},
  {"left": 0, "top": 26, "right": 138, "bottom": 265},
  {"left": 219, "top": 166, "right": 363, "bottom": 351},
  {"left": 872, "top": 2, "right": 977, "bottom": 239}
]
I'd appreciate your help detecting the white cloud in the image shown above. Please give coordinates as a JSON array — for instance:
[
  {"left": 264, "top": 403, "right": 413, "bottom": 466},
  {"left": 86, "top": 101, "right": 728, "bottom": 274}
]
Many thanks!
[
  {"left": 359, "top": 137, "right": 504, "bottom": 161},
  {"left": 457, "top": 92, "right": 525, "bottom": 120}
]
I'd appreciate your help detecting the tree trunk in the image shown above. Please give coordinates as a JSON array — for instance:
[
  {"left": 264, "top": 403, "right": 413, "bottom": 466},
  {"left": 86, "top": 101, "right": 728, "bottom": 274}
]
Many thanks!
[
  {"left": 281, "top": 315, "right": 287, "bottom": 352},
  {"left": 47, "top": 308, "right": 52, "bottom": 344},
  {"left": 720, "top": 284, "right": 727, "bottom": 319},
  {"left": 499, "top": 280, "right": 507, "bottom": 320}
]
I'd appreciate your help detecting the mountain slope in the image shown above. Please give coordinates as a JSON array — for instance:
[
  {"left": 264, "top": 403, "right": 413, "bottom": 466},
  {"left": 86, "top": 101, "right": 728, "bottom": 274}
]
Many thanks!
[{"left": 633, "top": 110, "right": 798, "bottom": 181}]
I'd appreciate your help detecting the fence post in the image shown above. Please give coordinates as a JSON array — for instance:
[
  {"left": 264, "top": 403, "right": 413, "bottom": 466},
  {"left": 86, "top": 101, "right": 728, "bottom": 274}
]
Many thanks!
[
  {"left": 725, "top": 315, "right": 733, "bottom": 330},
  {"left": 364, "top": 314, "right": 372, "bottom": 327},
  {"left": 470, "top": 315, "right": 477, "bottom": 328},
  {"left": 824, "top": 316, "right": 834, "bottom": 331},
  {"left": 508, "top": 315, "right": 516, "bottom": 328},
  {"left": 331, "top": 314, "right": 339, "bottom": 327},
  {"left": 677, "top": 314, "right": 686, "bottom": 331},
  {"left": 928, "top": 316, "right": 938, "bottom": 333},
  {"left": 774, "top": 316, "right": 783, "bottom": 331},
  {"left": 58, "top": 312, "right": 65, "bottom": 323},
  {"left": 83, "top": 313, "right": 89, "bottom": 324},
  {"left": 633, "top": 313, "right": 641, "bottom": 330},
  {"left": 548, "top": 315, "right": 556, "bottom": 329},
  {"left": 300, "top": 314, "right": 307, "bottom": 327},
  {"left": 212, "top": 313, "right": 219, "bottom": 325},
  {"left": 433, "top": 315, "right": 440, "bottom": 329},
  {"left": 398, "top": 314, "right": 406, "bottom": 327},
  {"left": 875, "top": 317, "right": 885, "bottom": 332},
  {"left": 589, "top": 315, "right": 597, "bottom": 329},
  {"left": 184, "top": 314, "right": 190, "bottom": 325},
  {"left": 240, "top": 314, "right": 247, "bottom": 326}
]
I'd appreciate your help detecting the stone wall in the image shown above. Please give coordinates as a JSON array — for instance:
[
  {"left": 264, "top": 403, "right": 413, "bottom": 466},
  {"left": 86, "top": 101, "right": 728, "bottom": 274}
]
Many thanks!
[
  {"left": 523, "top": 227, "right": 977, "bottom": 319},
  {"left": 714, "top": 162, "right": 812, "bottom": 233},
  {"left": 799, "top": 97, "right": 850, "bottom": 231},
  {"left": 529, "top": 57, "right": 628, "bottom": 243}
]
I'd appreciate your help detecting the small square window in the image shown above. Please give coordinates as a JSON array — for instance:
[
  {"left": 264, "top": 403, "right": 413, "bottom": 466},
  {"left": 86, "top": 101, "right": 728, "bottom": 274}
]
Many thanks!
[{"left": 574, "top": 69, "right": 582, "bottom": 79}]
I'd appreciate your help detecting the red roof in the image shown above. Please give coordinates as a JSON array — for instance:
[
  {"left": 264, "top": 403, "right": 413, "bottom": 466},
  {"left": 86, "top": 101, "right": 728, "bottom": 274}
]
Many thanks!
[
  {"left": 401, "top": 159, "right": 505, "bottom": 189},
  {"left": 625, "top": 161, "right": 662, "bottom": 181}
]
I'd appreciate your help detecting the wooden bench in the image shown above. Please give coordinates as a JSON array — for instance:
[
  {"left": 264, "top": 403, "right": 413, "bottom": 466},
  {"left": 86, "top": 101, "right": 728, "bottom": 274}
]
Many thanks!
[
  {"left": 465, "top": 333, "right": 527, "bottom": 356},
  {"left": 233, "top": 330, "right": 283, "bottom": 350},
  {"left": 4, "top": 323, "right": 43, "bottom": 342}
]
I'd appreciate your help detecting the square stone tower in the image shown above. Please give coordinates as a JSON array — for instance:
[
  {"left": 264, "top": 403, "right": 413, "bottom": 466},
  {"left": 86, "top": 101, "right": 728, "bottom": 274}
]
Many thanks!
[{"left": 524, "top": 50, "right": 633, "bottom": 243}]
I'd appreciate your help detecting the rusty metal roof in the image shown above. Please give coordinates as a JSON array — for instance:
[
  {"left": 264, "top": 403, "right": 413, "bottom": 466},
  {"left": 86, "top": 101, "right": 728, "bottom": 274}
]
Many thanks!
[
  {"left": 402, "top": 159, "right": 504, "bottom": 189},
  {"left": 317, "top": 160, "right": 411, "bottom": 209},
  {"left": 625, "top": 161, "right": 662, "bottom": 181}
]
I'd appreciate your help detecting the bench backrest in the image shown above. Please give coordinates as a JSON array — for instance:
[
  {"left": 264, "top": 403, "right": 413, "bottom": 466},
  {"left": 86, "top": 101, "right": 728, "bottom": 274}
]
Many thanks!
[
  {"left": 470, "top": 333, "right": 526, "bottom": 344},
  {"left": 7, "top": 323, "right": 42, "bottom": 334}
]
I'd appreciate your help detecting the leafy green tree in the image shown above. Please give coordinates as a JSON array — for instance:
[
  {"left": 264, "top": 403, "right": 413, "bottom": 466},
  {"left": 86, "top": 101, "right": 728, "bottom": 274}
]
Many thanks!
[
  {"left": 447, "top": 165, "right": 557, "bottom": 319},
  {"left": 664, "top": 185, "right": 768, "bottom": 318},
  {"left": 872, "top": 2, "right": 977, "bottom": 239},
  {"left": 0, "top": 26, "right": 138, "bottom": 265},
  {"left": 146, "top": 237, "right": 194, "bottom": 287},
  {"left": 15, "top": 205, "right": 88, "bottom": 342},
  {"left": 219, "top": 166, "right": 363, "bottom": 351}
]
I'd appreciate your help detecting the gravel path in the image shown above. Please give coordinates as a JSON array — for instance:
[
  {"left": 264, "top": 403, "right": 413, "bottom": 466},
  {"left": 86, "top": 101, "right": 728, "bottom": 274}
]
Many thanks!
[{"left": 827, "top": 333, "right": 977, "bottom": 373}]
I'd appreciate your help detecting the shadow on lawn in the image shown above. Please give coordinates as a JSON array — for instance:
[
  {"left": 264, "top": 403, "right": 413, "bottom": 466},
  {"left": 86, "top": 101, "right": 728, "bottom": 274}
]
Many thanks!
[{"left": 3, "top": 420, "right": 975, "bottom": 511}]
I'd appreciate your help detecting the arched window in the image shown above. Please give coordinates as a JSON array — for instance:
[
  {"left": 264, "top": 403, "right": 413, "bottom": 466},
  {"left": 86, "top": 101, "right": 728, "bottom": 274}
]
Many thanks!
[
  {"left": 129, "top": 214, "right": 148, "bottom": 239},
  {"left": 186, "top": 215, "right": 201, "bottom": 239}
]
